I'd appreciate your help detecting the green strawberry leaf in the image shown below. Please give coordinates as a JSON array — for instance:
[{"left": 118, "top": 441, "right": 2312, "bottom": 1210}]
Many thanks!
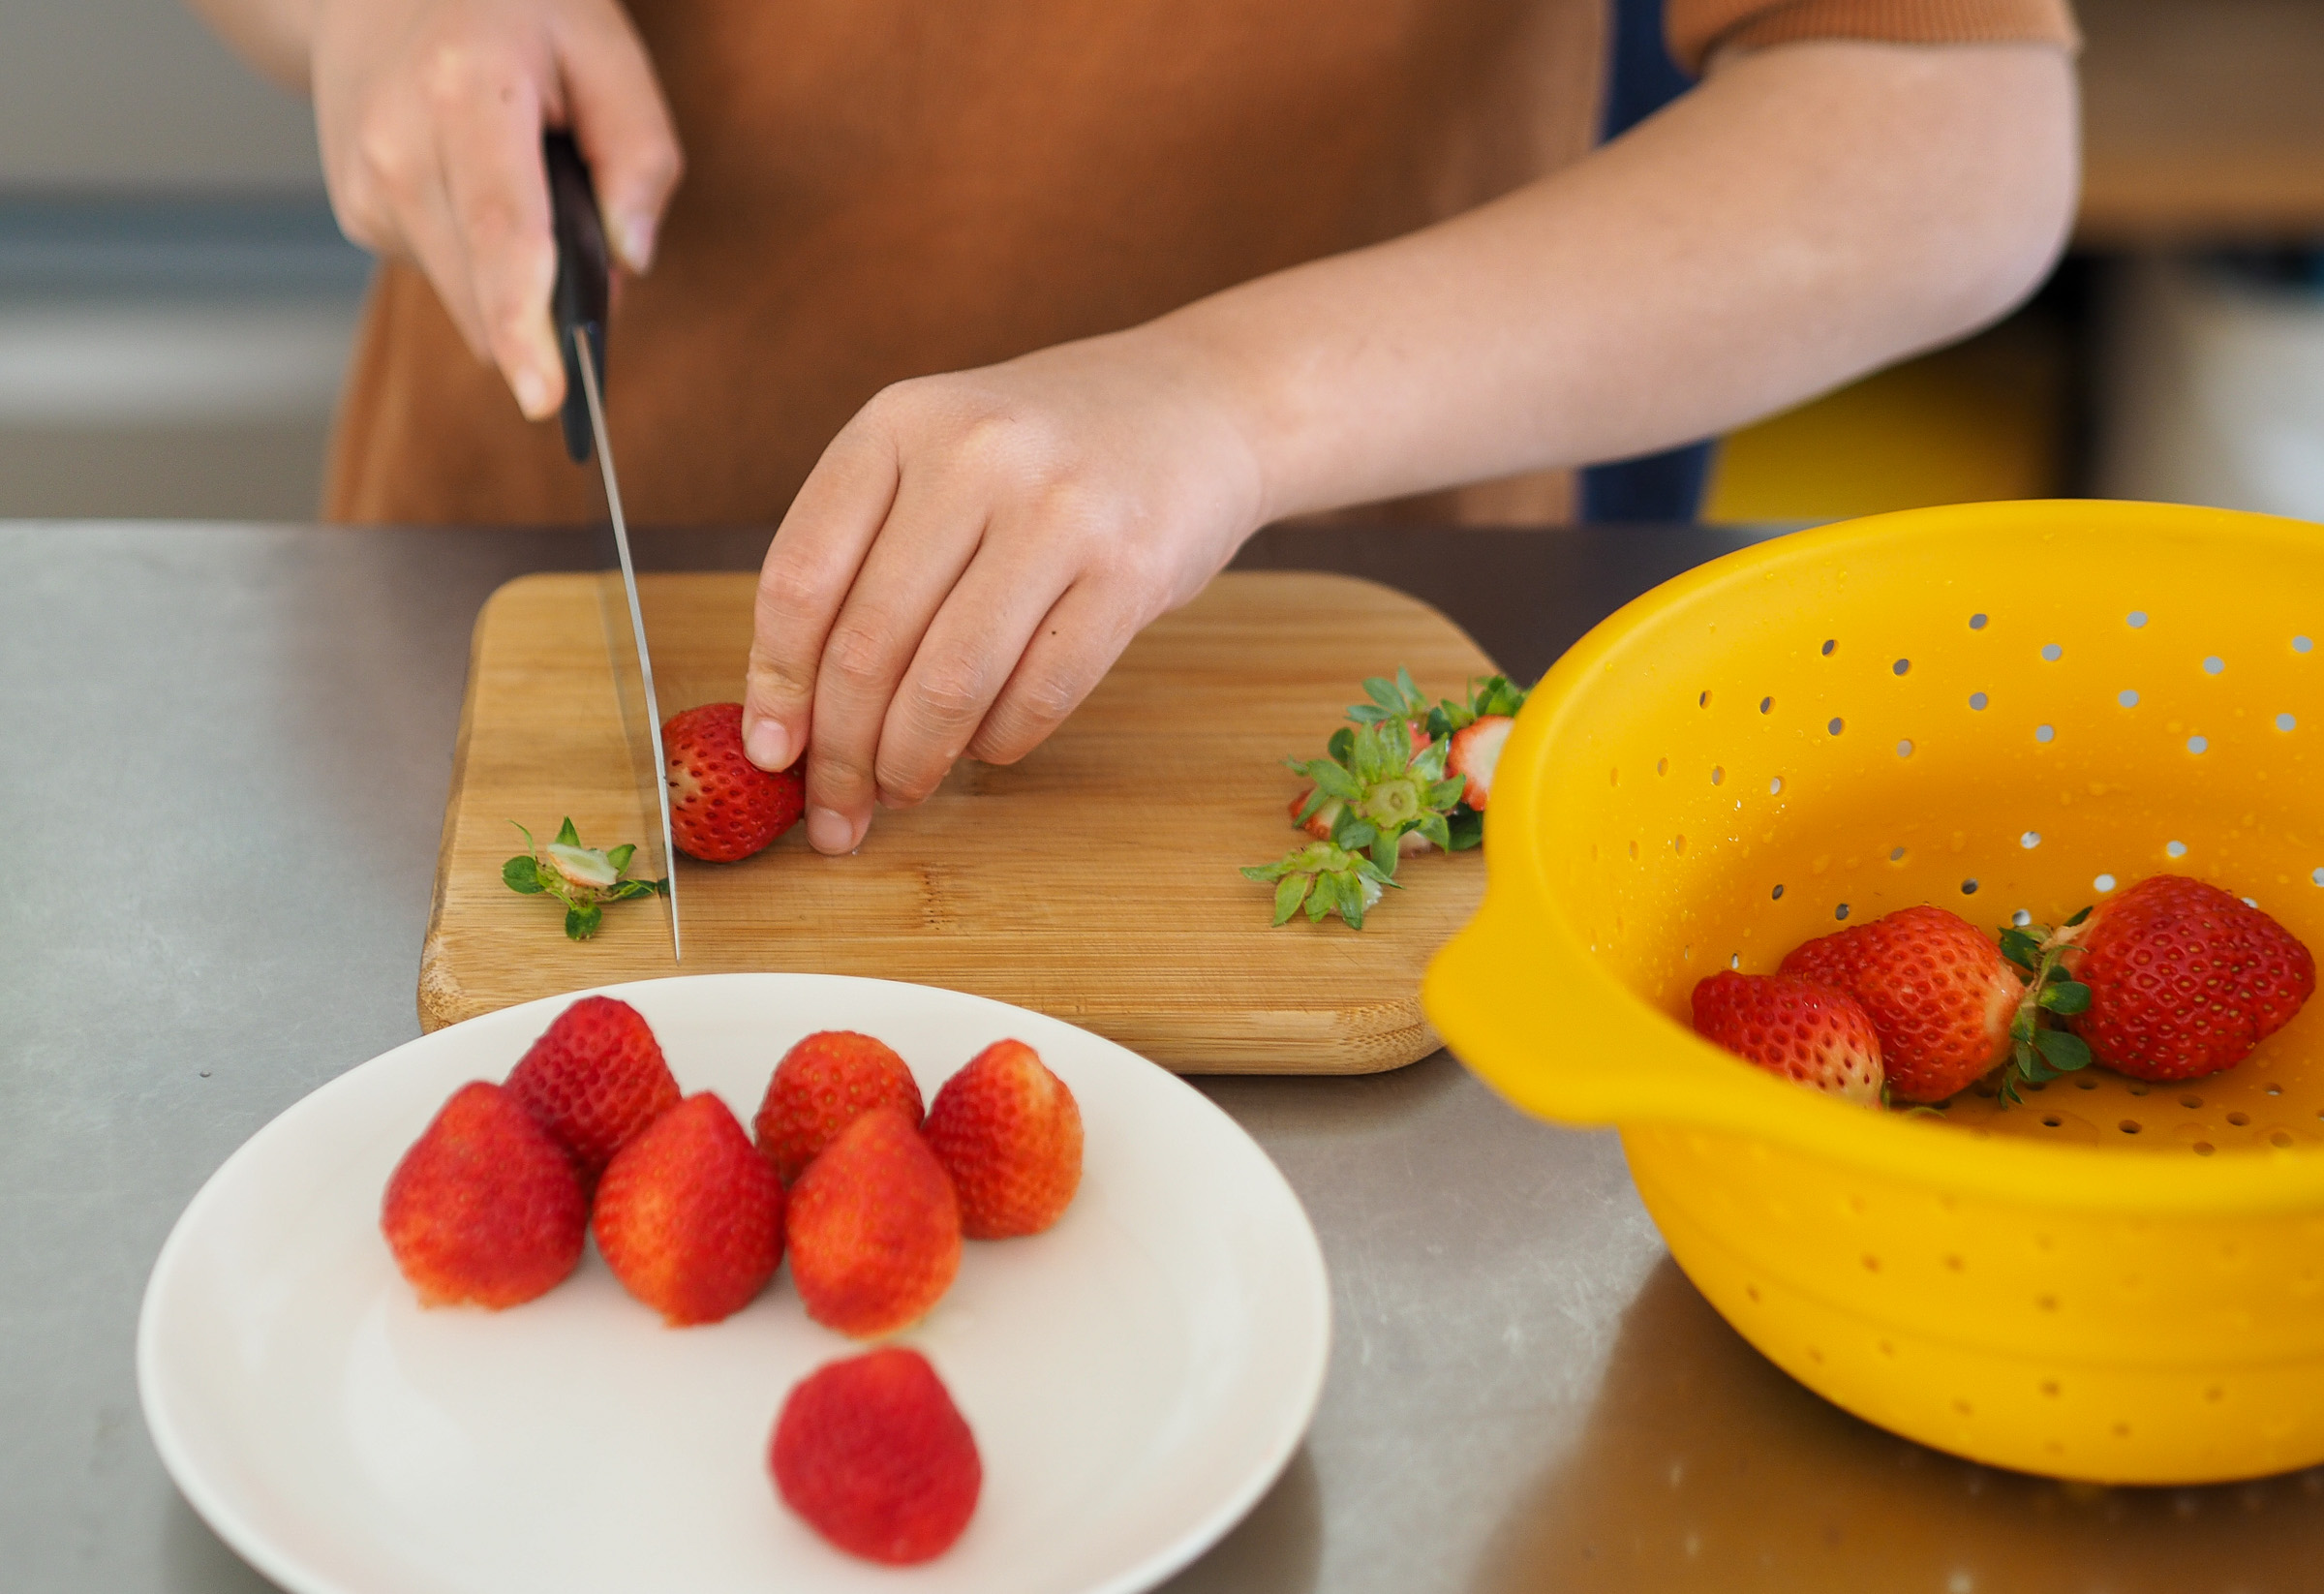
[
  {"left": 503, "top": 854, "right": 545, "bottom": 894},
  {"left": 2037, "top": 980, "right": 2093, "bottom": 1015},
  {"left": 2065, "top": 905, "right": 2094, "bottom": 928},
  {"left": 564, "top": 902, "right": 603, "bottom": 939},
  {"left": 1327, "top": 726, "right": 1356, "bottom": 763},
  {"left": 1272, "top": 873, "right": 1311, "bottom": 926},
  {"left": 1997, "top": 928, "right": 2044, "bottom": 969},
  {"left": 1446, "top": 809, "right": 1483, "bottom": 850},
  {"left": 606, "top": 843, "right": 636, "bottom": 874},
  {"left": 555, "top": 816, "right": 581, "bottom": 847},
  {"left": 1370, "top": 829, "right": 1399, "bottom": 875},
  {"left": 2033, "top": 1028, "right": 2093, "bottom": 1070},
  {"left": 1419, "top": 812, "right": 1452, "bottom": 850}
]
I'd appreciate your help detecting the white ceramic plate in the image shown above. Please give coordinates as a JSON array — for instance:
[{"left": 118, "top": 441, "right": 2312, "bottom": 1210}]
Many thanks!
[{"left": 139, "top": 973, "right": 1330, "bottom": 1594}]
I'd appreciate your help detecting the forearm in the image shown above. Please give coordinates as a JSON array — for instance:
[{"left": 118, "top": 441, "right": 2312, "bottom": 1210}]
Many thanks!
[
  {"left": 1148, "top": 39, "right": 2079, "bottom": 524},
  {"left": 186, "top": 0, "right": 316, "bottom": 92}
]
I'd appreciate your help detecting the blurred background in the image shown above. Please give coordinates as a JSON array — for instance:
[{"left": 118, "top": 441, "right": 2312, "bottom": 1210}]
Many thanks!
[{"left": 5, "top": 0, "right": 2324, "bottom": 522}]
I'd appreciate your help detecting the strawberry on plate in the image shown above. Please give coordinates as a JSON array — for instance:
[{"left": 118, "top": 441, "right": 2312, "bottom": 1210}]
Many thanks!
[
  {"left": 382, "top": 1081, "right": 588, "bottom": 1309},
  {"left": 594, "top": 1093, "right": 787, "bottom": 1326},
  {"left": 786, "top": 1107, "right": 961, "bottom": 1338},
  {"left": 505, "top": 996, "right": 680, "bottom": 1186},
  {"left": 771, "top": 1347, "right": 981, "bottom": 1565},
  {"left": 663, "top": 702, "right": 807, "bottom": 863},
  {"left": 1690, "top": 971, "right": 1883, "bottom": 1105},
  {"left": 922, "top": 1039, "right": 1083, "bottom": 1238},
  {"left": 1781, "top": 904, "right": 2022, "bottom": 1103},
  {"left": 754, "top": 1030, "right": 925, "bottom": 1184},
  {"left": 2063, "top": 874, "right": 2316, "bottom": 1082}
]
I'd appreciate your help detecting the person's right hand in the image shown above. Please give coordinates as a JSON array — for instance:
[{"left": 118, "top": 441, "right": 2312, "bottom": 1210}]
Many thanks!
[{"left": 310, "top": 0, "right": 683, "bottom": 418}]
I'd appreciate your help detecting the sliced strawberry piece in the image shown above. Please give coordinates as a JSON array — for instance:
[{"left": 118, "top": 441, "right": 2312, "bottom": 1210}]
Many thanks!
[{"left": 1691, "top": 971, "right": 1883, "bottom": 1104}]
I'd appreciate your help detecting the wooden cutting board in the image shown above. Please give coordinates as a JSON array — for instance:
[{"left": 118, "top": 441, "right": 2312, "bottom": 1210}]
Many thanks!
[{"left": 420, "top": 570, "right": 1497, "bottom": 1072}]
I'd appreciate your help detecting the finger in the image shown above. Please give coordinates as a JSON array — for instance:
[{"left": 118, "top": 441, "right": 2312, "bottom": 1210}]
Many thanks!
[
  {"left": 799, "top": 466, "right": 993, "bottom": 852},
  {"left": 327, "top": 95, "right": 494, "bottom": 357},
  {"left": 966, "top": 579, "right": 1149, "bottom": 766},
  {"left": 872, "top": 536, "right": 1074, "bottom": 807},
  {"left": 743, "top": 420, "right": 902, "bottom": 778},
  {"left": 554, "top": 0, "right": 686, "bottom": 273},
  {"left": 430, "top": 55, "right": 561, "bottom": 417}
]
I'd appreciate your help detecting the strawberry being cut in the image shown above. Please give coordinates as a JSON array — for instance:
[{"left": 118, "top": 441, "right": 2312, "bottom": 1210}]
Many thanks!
[
  {"left": 663, "top": 702, "right": 807, "bottom": 863},
  {"left": 1445, "top": 717, "right": 1514, "bottom": 812},
  {"left": 505, "top": 995, "right": 681, "bottom": 1186},
  {"left": 1690, "top": 971, "right": 1883, "bottom": 1105},
  {"left": 754, "top": 1030, "right": 925, "bottom": 1184},
  {"left": 382, "top": 1081, "right": 588, "bottom": 1309},
  {"left": 923, "top": 1039, "right": 1083, "bottom": 1239},
  {"left": 786, "top": 1107, "right": 961, "bottom": 1338},
  {"left": 2063, "top": 874, "right": 2316, "bottom": 1082},
  {"left": 593, "top": 1093, "right": 787, "bottom": 1326},
  {"left": 1780, "top": 904, "right": 2023, "bottom": 1103},
  {"left": 771, "top": 1347, "right": 981, "bottom": 1565}
]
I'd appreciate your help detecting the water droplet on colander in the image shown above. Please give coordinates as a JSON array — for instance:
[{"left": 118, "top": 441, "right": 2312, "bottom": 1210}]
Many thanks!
[
  {"left": 2021, "top": 832, "right": 2041, "bottom": 849},
  {"left": 2120, "top": 689, "right": 2140, "bottom": 708},
  {"left": 2042, "top": 643, "right": 2063, "bottom": 662},
  {"left": 2187, "top": 735, "right": 2209, "bottom": 754},
  {"left": 1971, "top": 614, "right": 1989, "bottom": 630},
  {"left": 2167, "top": 840, "right": 2188, "bottom": 858},
  {"left": 2128, "top": 611, "right": 2150, "bottom": 628},
  {"left": 2095, "top": 874, "right": 2118, "bottom": 892},
  {"left": 1970, "top": 691, "right": 1989, "bottom": 710},
  {"left": 2035, "top": 724, "right": 2056, "bottom": 743},
  {"left": 2279, "top": 713, "right": 2298, "bottom": 732}
]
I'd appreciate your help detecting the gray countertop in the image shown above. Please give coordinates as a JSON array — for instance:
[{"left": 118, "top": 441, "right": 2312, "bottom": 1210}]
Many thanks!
[{"left": 6, "top": 520, "right": 2321, "bottom": 1594}]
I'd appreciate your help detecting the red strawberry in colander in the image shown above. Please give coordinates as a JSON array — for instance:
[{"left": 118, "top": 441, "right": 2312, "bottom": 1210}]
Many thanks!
[
  {"left": 1690, "top": 971, "right": 1883, "bottom": 1105},
  {"left": 663, "top": 702, "right": 806, "bottom": 863},
  {"left": 1780, "top": 905, "right": 2023, "bottom": 1103}
]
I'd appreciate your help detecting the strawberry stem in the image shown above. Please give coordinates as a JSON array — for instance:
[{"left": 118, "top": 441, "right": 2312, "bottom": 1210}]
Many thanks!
[{"left": 1991, "top": 908, "right": 2095, "bottom": 1105}]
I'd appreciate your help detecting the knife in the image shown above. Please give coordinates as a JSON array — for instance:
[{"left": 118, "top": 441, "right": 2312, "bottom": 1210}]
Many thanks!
[{"left": 546, "top": 130, "right": 682, "bottom": 960}]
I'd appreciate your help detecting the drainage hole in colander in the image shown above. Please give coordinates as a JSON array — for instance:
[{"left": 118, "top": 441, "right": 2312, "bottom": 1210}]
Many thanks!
[
  {"left": 1889, "top": 846, "right": 1907, "bottom": 862},
  {"left": 1710, "top": 765, "right": 1724, "bottom": 785},
  {"left": 2042, "top": 1116, "right": 2063, "bottom": 1127},
  {"left": 2280, "top": 713, "right": 2298, "bottom": 732},
  {"left": 2194, "top": 1142, "right": 2216, "bottom": 1155},
  {"left": 2128, "top": 611, "right": 2150, "bottom": 628},
  {"left": 1896, "top": 739, "right": 1913, "bottom": 758},
  {"left": 1745, "top": 1284, "right": 1760, "bottom": 1303},
  {"left": 1673, "top": 835, "right": 1686, "bottom": 854},
  {"left": 2205, "top": 656, "right": 2226, "bottom": 675},
  {"left": 2075, "top": 1077, "right": 2097, "bottom": 1090},
  {"left": 1828, "top": 718, "right": 1845, "bottom": 736},
  {"left": 1972, "top": 613, "right": 1989, "bottom": 630},
  {"left": 1697, "top": 690, "right": 1710, "bottom": 707},
  {"left": 2188, "top": 735, "right": 2210, "bottom": 754},
  {"left": 1952, "top": 1397, "right": 1972, "bottom": 1416},
  {"left": 2181, "top": 1093, "right": 2204, "bottom": 1109},
  {"left": 1893, "top": 658, "right": 1911, "bottom": 676},
  {"left": 2299, "top": 634, "right": 2315, "bottom": 654},
  {"left": 2021, "top": 831, "right": 2042, "bottom": 849},
  {"left": 1821, "top": 638, "right": 1837, "bottom": 657},
  {"left": 1861, "top": 1254, "right": 1880, "bottom": 1272},
  {"left": 2036, "top": 1294, "right": 2059, "bottom": 1310},
  {"left": 1657, "top": 757, "right": 1668, "bottom": 776},
  {"left": 2095, "top": 873, "right": 2118, "bottom": 892},
  {"left": 1628, "top": 841, "right": 1638, "bottom": 858},
  {"left": 1970, "top": 691, "right": 1989, "bottom": 710},
  {"left": 1771, "top": 883, "right": 1785, "bottom": 900},
  {"left": 2036, "top": 724, "right": 2056, "bottom": 743},
  {"left": 2121, "top": 1120, "right": 2142, "bottom": 1134},
  {"left": 2113, "top": 1423, "right": 2132, "bottom": 1439},
  {"left": 2120, "top": 689, "right": 2140, "bottom": 708},
  {"left": 2013, "top": 909, "right": 2034, "bottom": 927},
  {"left": 1835, "top": 904, "right": 1850, "bottom": 920},
  {"left": 2040, "top": 1380, "right": 2061, "bottom": 1397},
  {"left": 1961, "top": 878, "right": 1979, "bottom": 895},
  {"left": 2167, "top": 840, "right": 2188, "bottom": 858},
  {"left": 1760, "top": 695, "right": 1774, "bottom": 715},
  {"left": 1942, "top": 1253, "right": 1964, "bottom": 1271},
  {"left": 1770, "top": 775, "right": 1784, "bottom": 794},
  {"left": 2273, "top": 1130, "right": 2296, "bottom": 1148},
  {"left": 2127, "top": 1084, "right": 2150, "bottom": 1096},
  {"left": 2042, "top": 643, "right": 2064, "bottom": 662},
  {"left": 1728, "top": 953, "right": 1740, "bottom": 969},
  {"left": 2228, "top": 1111, "right": 2251, "bottom": 1126}
]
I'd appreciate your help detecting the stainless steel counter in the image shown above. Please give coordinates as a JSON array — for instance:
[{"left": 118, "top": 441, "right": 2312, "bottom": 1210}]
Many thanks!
[{"left": 5, "top": 520, "right": 2320, "bottom": 1593}]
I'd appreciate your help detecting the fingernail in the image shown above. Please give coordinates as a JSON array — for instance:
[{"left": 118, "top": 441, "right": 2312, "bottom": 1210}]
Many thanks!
[
  {"left": 613, "top": 209, "right": 657, "bottom": 273},
  {"left": 512, "top": 366, "right": 553, "bottom": 419},
  {"left": 745, "top": 719, "right": 789, "bottom": 771},
  {"left": 807, "top": 807, "right": 854, "bottom": 854}
]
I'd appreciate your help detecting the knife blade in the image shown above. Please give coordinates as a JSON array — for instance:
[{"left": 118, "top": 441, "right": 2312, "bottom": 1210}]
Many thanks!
[{"left": 546, "top": 130, "right": 681, "bottom": 960}]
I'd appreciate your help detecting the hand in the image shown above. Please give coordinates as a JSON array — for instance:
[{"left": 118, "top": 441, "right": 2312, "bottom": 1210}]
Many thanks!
[
  {"left": 310, "top": 0, "right": 683, "bottom": 417},
  {"left": 741, "top": 329, "right": 1269, "bottom": 855}
]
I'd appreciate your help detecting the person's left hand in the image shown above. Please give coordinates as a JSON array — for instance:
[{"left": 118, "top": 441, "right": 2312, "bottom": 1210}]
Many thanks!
[{"left": 740, "top": 328, "right": 1269, "bottom": 855}]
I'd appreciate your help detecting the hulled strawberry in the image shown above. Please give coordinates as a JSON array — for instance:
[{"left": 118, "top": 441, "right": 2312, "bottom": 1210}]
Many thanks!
[
  {"left": 505, "top": 995, "right": 680, "bottom": 1185},
  {"left": 786, "top": 1107, "right": 961, "bottom": 1338},
  {"left": 1780, "top": 904, "right": 2022, "bottom": 1103},
  {"left": 663, "top": 702, "right": 807, "bottom": 863},
  {"left": 1690, "top": 971, "right": 1883, "bottom": 1105},
  {"left": 382, "top": 1081, "right": 588, "bottom": 1308},
  {"left": 922, "top": 1039, "right": 1083, "bottom": 1238},
  {"left": 2062, "top": 874, "right": 2316, "bottom": 1082},
  {"left": 755, "top": 1030, "right": 926, "bottom": 1184},
  {"left": 593, "top": 1093, "right": 787, "bottom": 1326},
  {"left": 771, "top": 1347, "right": 981, "bottom": 1564}
]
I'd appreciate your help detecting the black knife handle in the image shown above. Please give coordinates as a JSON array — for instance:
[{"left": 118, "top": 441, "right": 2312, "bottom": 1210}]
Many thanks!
[{"left": 545, "top": 130, "right": 608, "bottom": 464}]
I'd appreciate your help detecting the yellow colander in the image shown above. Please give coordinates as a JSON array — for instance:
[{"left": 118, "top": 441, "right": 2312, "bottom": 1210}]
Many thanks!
[{"left": 1422, "top": 500, "right": 2324, "bottom": 1486}]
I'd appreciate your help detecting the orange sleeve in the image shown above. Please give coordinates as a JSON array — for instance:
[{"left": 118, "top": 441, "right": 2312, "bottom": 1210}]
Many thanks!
[{"left": 1667, "top": 0, "right": 2078, "bottom": 77}]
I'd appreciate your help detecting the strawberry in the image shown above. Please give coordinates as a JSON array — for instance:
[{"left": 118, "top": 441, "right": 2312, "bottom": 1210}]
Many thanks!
[
  {"left": 1445, "top": 716, "right": 1514, "bottom": 812},
  {"left": 923, "top": 1039, "right": 1083, "bottom": 1238},
  {"left": 663, "top": 702, "right": 807, "bottom": 863},
  {"left": 1286, "top": 788, "right": 1432, "bottom": 852},
  {"left": 2062, "top": 874, "right": 2316, "bottom": 1082},
  {"left": 382, "top": 1081, "right": 588, "bottom": 1308},
  {"left": 1780, "top": 904, "right": 2023, "bottom": 1103},
  {"left": 593, "top": 1093, "right": 787, "bottom": 1326},
  {"left": 771, "top": 1347, "right": 981, "bottom": 1564},
  {"left": 754, "top": 1030, "right": 925, "bottom": 1185},
  {"left": 505, "top": 995, "right": 680, "bottom": 1186},
  {"left": 1690, "top": 971, "right": 1883, "bottom": 1105},
  {"left": 785, "top": 1107, "right": 961, "bottom": 1338}
]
